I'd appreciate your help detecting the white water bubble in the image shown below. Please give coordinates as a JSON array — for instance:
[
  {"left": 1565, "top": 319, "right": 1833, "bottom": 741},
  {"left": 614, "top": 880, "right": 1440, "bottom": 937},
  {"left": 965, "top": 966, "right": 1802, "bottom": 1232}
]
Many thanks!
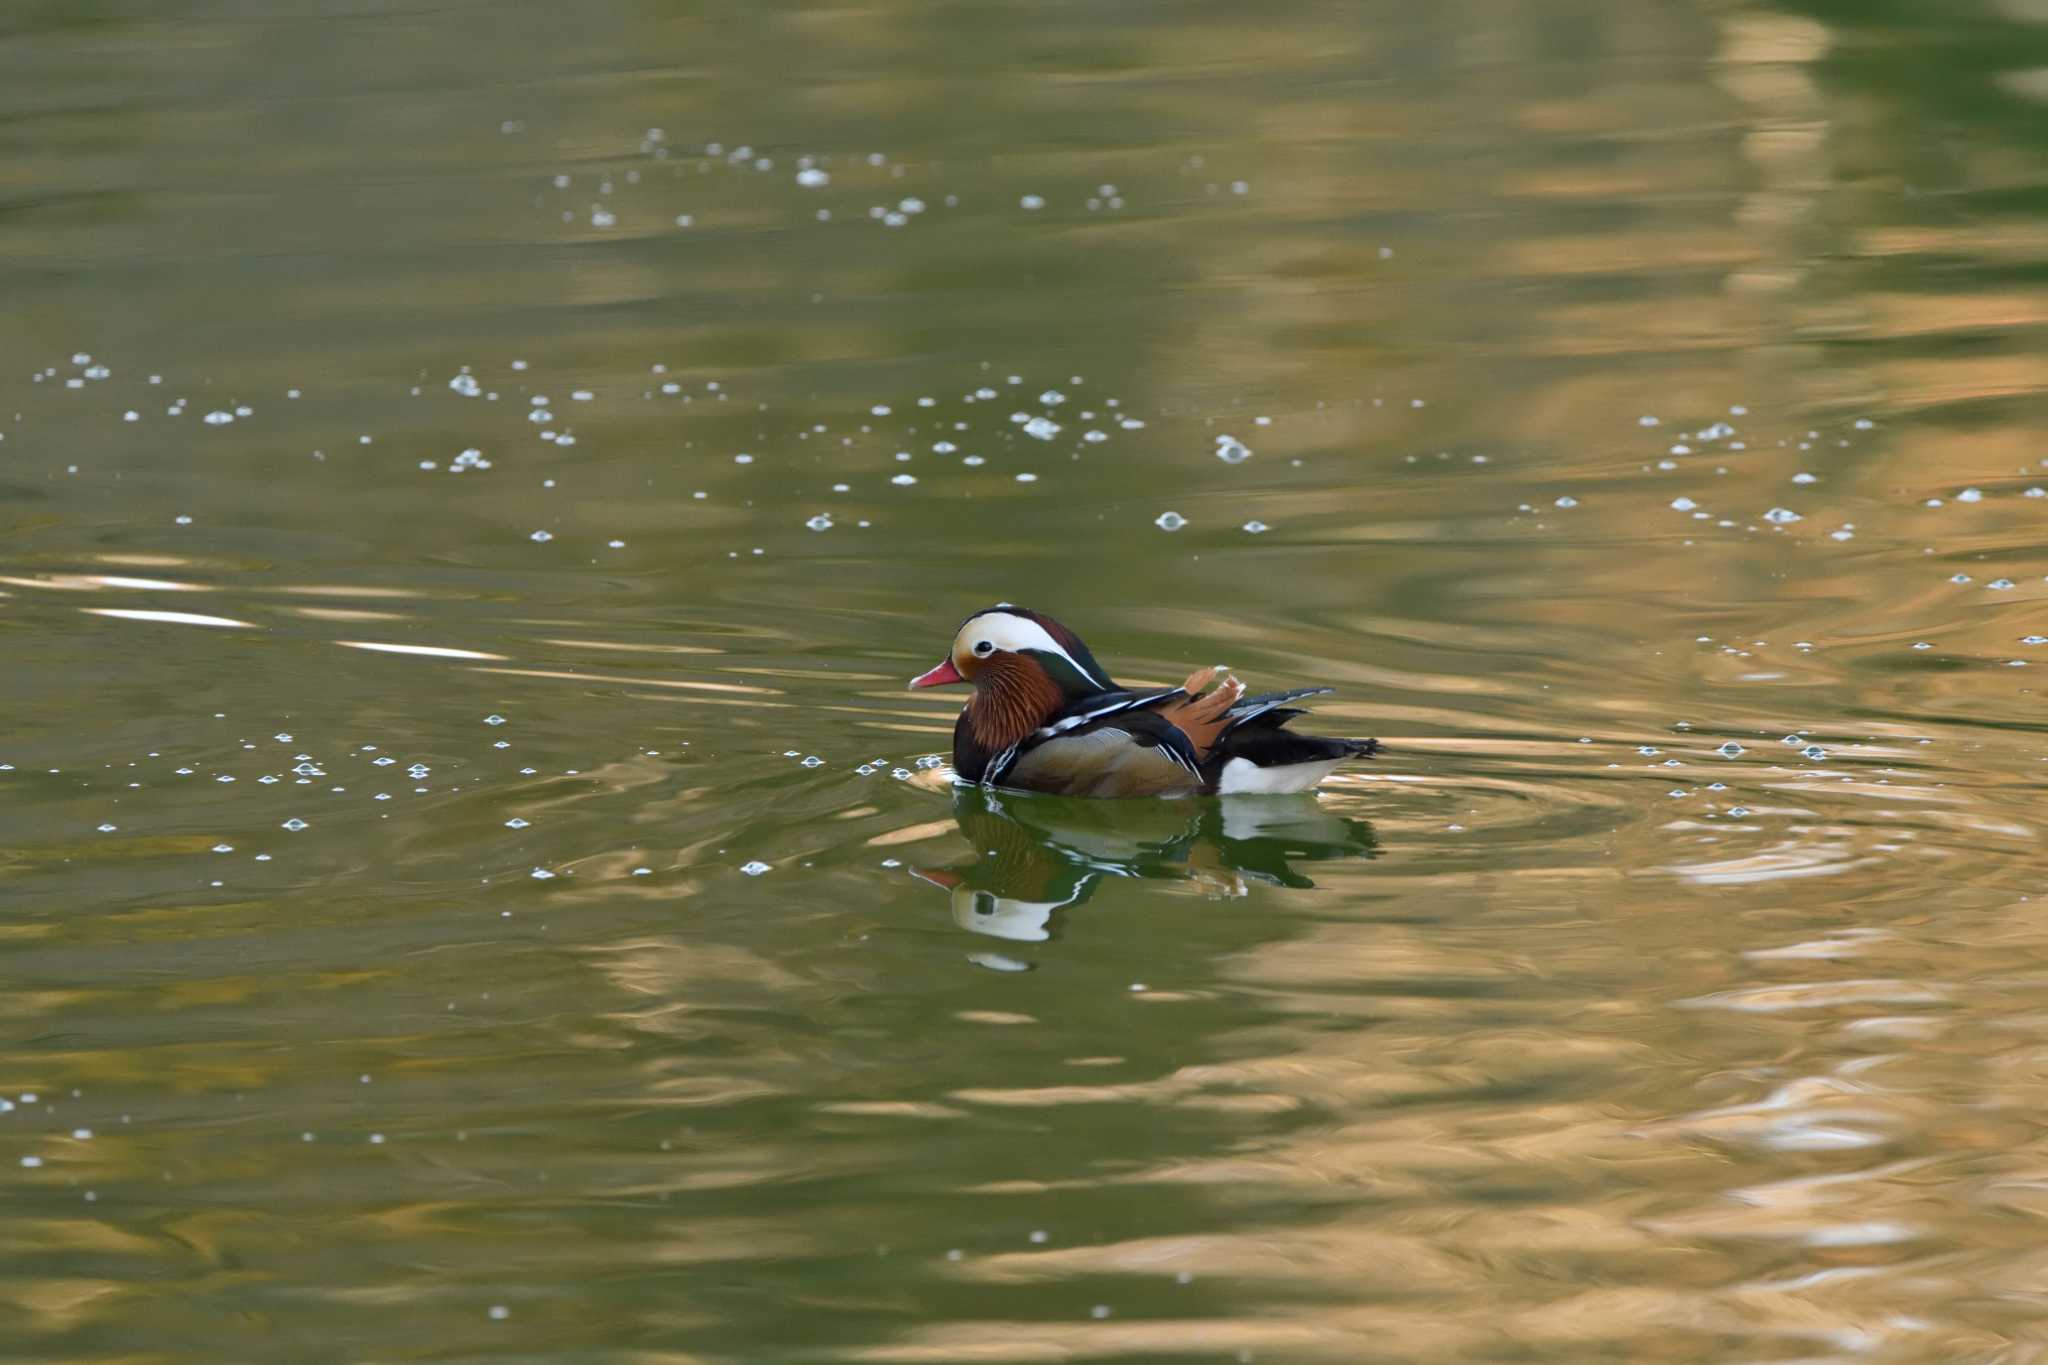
[
  {"left": 740, "top": 861, "right": 771, "bottom": 876},
  {"left": 1957, "top": 488, "right": 1984, "bottom": 503},
  {"left": 1214, "top": 436, "right": 1252, "bottom": 464},
  {"left": 1154, "top": 511, "right": 1186, "bottom": 531},
  {"left": 1763, "top": 507, "right": 1802, "bottom": 524},
  {"left": 1021, "top": 416, "right": 1061, "bottom": 440},
  {"left": 1242, "top": 520, "right": 1269, "bottom": 534},
  {"left": 805, "top": 514, "right": 833, "bottom": 530},
  {"left": 1019, "top": 194, "right": 1045, "bottom": 210}
]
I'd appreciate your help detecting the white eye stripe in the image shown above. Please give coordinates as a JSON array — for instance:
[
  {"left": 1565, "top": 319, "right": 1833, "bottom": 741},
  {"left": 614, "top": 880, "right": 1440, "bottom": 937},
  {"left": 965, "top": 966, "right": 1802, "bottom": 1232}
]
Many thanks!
[{"left": 961, "top": 612, "right": 1106, "bottom": 688}]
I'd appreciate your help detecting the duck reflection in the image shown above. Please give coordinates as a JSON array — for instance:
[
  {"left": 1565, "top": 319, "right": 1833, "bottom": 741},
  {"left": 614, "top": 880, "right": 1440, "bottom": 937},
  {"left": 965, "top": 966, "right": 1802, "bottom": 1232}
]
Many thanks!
[{"left": 912, "top": 786, "right": 1376, "bottom": 955}]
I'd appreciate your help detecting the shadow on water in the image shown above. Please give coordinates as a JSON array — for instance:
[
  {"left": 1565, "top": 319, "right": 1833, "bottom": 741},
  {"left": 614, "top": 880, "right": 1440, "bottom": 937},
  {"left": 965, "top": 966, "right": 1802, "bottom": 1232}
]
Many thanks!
[{"left": 909, "top": 785, "right": 1377, "bottom": 965}]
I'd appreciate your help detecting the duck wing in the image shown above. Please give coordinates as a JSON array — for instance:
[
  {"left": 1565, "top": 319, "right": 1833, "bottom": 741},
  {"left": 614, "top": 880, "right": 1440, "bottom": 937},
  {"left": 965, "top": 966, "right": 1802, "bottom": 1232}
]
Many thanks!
[{"left": 1002, "top": 708, "right": 1207, "bottom": 798}]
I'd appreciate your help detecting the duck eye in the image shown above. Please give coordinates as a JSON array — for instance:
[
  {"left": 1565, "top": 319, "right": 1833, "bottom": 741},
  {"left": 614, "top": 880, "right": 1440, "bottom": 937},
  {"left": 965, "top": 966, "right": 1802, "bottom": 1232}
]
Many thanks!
[{"left": 972, "top": 640, "right": 994, "bottom": 657}]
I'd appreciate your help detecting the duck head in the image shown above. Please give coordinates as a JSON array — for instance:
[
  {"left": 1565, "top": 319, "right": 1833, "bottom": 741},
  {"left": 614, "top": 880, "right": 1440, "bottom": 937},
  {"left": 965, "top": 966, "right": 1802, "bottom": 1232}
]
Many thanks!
[{"left": 908, "top": 606, "right": 1117, "bottom": 751}]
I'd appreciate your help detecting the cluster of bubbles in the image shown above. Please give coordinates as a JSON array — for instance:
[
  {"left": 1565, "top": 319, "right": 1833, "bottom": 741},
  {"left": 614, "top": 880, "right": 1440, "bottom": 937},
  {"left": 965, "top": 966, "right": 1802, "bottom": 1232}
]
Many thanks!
[{"left": 530, "top": 132, "right": 1265, "bottom": 237}]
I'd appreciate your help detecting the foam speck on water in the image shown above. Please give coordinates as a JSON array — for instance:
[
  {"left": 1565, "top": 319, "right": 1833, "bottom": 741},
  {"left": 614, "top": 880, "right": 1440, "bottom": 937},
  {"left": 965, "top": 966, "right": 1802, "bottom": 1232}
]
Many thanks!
[
  {"left": 1763, "top": 507, "right": 1801, "bottom": 524},
  {"left": 740, "top": 861, "right": 771, "bottom": 876},
  {"left": 1154, "top": 511, "right": 1187, "bottom": 531},
  {"left": 1215, "top": 435, "right": 1252, "bottom": 464}
]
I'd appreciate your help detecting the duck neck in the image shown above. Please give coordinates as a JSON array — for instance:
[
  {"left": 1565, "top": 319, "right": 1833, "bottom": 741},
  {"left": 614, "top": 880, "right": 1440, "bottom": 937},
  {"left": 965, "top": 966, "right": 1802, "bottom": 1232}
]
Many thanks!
[{"left": 967, "top": 656, "right": 1067, "bottom": 753}]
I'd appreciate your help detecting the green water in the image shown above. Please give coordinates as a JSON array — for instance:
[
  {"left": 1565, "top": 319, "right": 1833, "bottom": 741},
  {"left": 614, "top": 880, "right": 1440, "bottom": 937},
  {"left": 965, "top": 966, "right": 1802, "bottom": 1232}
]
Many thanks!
[{"left": 4, "top": 1, "right": 2048, "bottom": 1359}]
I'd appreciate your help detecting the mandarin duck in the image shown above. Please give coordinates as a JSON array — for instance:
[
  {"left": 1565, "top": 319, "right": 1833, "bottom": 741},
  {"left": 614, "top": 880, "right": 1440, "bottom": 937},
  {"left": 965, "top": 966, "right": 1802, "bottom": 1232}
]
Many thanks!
[{"left": 908, "top": 606, "right": 1378, "bottom": 798}]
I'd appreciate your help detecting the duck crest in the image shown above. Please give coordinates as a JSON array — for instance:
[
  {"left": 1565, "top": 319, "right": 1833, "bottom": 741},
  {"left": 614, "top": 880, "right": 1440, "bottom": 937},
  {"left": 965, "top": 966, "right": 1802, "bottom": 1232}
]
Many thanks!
[{"left": 967, "top": 652, "right": 1066, "bottom": 753}]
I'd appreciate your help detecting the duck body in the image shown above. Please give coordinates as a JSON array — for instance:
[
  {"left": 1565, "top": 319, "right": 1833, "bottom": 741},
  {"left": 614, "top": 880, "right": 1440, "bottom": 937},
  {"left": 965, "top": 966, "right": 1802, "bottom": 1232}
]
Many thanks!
[{"left": 909, "top": 606, "right": 1378, "bottom": 799}]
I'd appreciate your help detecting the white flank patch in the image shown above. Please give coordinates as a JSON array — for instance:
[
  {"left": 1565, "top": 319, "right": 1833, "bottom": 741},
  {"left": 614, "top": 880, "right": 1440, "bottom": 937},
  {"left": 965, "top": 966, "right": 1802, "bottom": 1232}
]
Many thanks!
[
  {"left": 1218, "top": 757, "right": 1341, "bottom": 795},
  {"left": 959, "top": 611, "right": 1107, "bottom": 688}
]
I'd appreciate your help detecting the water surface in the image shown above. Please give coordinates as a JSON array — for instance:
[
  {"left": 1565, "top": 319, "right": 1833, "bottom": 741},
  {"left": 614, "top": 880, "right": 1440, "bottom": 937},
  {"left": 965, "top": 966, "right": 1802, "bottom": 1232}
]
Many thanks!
[{"left": 4, "top": 1, "right": 2048, "bottom": 1360}]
